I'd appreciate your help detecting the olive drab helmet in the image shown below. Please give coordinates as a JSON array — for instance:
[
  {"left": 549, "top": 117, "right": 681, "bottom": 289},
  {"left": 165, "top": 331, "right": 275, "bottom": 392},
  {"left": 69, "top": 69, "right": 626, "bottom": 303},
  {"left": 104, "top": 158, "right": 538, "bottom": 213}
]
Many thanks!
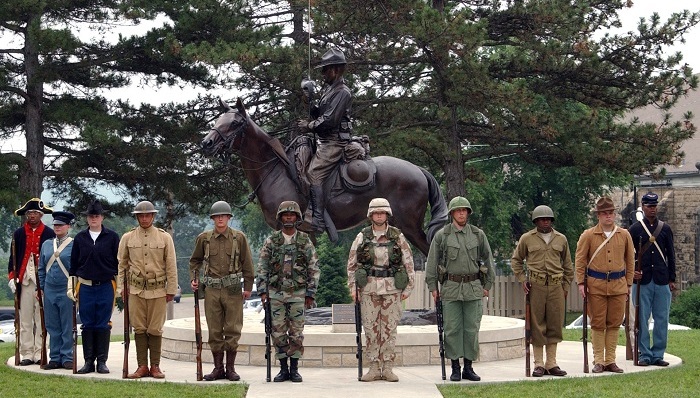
[
  {"left": 209, "top": 201, "right": 233, "bottom": 217},
  {"left": 448, "top": 196, "right": 472, "bottom": 214},
  {"left": 367, "top": 197, "right": 392, "bottom": 217},
  {"left": 531, "top": 205, "right": 555, "bottom": 222},
  {"left": 276, "top": 201, "right": 302, "bottom": 220},
  {"left": 131, "top": 201, "right": 158, "bottom": 214}
]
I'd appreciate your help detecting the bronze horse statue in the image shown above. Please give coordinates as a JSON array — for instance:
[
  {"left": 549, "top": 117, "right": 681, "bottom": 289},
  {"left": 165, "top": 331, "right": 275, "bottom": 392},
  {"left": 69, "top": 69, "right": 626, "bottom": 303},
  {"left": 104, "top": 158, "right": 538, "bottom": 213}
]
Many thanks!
[{"left": 201, "top": 98, "right": 447, "bottom": 255}]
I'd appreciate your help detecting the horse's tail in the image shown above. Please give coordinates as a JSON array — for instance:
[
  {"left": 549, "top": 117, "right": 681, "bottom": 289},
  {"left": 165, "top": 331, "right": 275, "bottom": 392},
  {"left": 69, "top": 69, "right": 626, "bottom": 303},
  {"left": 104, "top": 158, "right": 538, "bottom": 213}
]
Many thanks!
[{"left": 420, "top": 167, "right": 448, "bottom": 242}]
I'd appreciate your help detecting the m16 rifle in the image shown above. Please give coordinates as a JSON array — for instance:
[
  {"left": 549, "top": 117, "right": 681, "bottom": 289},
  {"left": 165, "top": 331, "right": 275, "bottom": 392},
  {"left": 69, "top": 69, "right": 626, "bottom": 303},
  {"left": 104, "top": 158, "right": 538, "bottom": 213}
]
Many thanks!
[
  {"left": 264, "top": 295, "right": 272, "bottom": 382},
  {"left": 355, "top": 284, "right": 363, "bottom": 381}
]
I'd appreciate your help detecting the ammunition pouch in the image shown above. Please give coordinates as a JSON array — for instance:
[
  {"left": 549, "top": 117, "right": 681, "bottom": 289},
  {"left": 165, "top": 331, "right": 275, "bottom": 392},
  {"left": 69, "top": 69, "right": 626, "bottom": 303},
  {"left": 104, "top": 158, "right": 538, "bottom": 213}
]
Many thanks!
[
  {"left": 202, "top": 273, "right": 242, "bottom": 294},
  {"left": 129, "top": 273, "right": 166, "bottom": 291},
  {"left": 393, "top": 267, "right": 408, "bottom": 290},
  {"left": 437, "top": 264, "right": 448, "bottom": 284},
  {"left": 529, "top": 271, "right": 563, "bottom": 286}
]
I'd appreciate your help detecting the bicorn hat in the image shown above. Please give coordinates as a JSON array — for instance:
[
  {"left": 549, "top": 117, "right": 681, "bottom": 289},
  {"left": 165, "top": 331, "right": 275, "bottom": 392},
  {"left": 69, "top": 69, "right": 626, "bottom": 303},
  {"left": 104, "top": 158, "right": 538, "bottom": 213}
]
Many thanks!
[
  {"left": 15, "top": 198, "right": 53, "bottom": 216},
  {"left": 592, "top": 196, "right": 618, "bottom": 213}
]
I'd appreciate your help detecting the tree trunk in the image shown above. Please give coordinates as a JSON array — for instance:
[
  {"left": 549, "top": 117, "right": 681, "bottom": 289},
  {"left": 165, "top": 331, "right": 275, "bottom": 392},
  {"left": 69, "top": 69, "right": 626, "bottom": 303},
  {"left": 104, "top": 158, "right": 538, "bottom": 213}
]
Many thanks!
[
  {"left": 21, "top": 15, "right": 45, "bottom": 198},
  {"left": 444, "top": 107, "right": 466, "bottom": 199}
]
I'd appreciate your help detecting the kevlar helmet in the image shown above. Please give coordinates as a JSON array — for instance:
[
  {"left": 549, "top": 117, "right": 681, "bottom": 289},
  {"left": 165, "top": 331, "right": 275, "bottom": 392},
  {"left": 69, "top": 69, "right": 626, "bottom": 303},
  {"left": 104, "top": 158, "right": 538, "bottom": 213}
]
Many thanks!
[
  {"left": 448, "top": 196, "right": 472, "bottom": 214},
  {"left": 131, "top": 201, "right": 158, "bottom": 214},
  {"left": 277, "top": 201, "right": 302, "bottom": 220},
  {"left": 367, "top": 198, "right": 392, "bottom": 217},
  {"left": 210, "top": 201, "right": 233, "bottom": 217},
  {"left": 531, "top": 205, "right": 555, "bottom": 222}
]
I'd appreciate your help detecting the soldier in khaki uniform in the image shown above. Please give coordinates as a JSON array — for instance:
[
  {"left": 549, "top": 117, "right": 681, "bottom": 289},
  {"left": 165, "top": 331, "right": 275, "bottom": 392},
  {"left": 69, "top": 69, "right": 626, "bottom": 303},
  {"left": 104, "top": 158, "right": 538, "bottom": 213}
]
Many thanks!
[
  {"left": 575, "top": 197, "right": 635, "bottom": 373},
  {"left": 511, "top": 205, "right": 574, "bottom": 377},
  {"left": 117, "top": 201, "right": 178, "bottom": 379},
  {"left": 190, "top": 201, "right": 255, "bottom": 382},
  {"left": 347, "top": 198, "right": 415, "bottom": 382}
]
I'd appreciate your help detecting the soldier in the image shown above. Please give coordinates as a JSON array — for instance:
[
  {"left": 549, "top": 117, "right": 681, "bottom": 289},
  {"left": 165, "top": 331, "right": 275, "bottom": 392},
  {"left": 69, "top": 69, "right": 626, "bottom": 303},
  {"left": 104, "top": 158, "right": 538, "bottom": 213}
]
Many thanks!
[
  {"left": 628, "top": 192, "right": 676, "bottom": 367},
  {"left": 511, "top": 205, "right": 574, "bottom": 377},
  {"left": 347, "top": 198, "right": 415, "bottom": 382},
  {"left": 575, "top": 196, "right": 635, "bottom": 373},
  {"left": 256, "top": 201, "right": 319, "bottom": 383},
  {"left": 69, "top": 199, "right": 120, "bottom": 374},
  {"left": 38, "top": 211, "right": 76, "bottom": 370},
  {"left": 190, "top": 201, "right": 255, "bottom": 381},
  {"left": 297, "top": 48, "right": 353, "bottom": 233},
  {"left": 117, "top": 201, "right": 178, "bottom": 379},
  {"left": 8, "top": 198, "right": 56, "bottom": 366},
  {"left": 426, "top": 196, "right": 495, "bottom": 382}
]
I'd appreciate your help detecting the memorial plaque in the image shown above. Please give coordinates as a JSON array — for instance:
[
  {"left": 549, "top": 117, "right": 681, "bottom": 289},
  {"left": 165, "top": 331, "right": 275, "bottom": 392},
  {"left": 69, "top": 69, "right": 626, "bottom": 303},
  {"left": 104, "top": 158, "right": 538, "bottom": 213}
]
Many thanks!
[{"left": 332, "top": 304, "right": 356, "bottom": 324}]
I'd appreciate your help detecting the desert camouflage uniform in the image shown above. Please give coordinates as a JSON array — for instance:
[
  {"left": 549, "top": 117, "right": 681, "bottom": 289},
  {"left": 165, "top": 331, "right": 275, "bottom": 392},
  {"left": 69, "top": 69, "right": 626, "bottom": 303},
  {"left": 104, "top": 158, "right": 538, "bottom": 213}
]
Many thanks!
[
  {"left": 347, "top": 225, "right": 415, "bottom": 366},
  {"left": 256, "top": 230, "right": 319, "bottom": 359}
]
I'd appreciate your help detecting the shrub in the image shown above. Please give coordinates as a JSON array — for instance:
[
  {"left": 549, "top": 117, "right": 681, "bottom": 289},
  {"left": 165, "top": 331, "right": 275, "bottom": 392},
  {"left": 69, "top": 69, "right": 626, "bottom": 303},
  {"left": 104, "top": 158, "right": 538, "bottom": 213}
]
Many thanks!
[{"left": 670, "top": 285, "right": 700, "bottom": 329}]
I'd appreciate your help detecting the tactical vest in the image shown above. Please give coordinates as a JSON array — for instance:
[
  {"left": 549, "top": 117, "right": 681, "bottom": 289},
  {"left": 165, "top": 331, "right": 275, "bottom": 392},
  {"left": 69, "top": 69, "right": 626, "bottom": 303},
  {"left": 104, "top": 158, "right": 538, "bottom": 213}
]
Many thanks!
[
  {"left": 267, "top": 230, "right": 310, "bottom": 290},
  {"left": 355, "top": 225, "right": 408, "bottom": 289},
  {"left": 203, "top": 228, "right": 241, "bottom": 277}
]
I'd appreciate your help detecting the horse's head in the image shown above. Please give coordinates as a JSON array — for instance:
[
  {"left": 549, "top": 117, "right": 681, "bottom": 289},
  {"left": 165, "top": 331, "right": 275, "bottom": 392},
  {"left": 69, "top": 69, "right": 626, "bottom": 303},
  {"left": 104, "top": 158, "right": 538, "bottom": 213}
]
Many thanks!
[{"left": 201, "top": 97, "right": 249, "bottom": 161}]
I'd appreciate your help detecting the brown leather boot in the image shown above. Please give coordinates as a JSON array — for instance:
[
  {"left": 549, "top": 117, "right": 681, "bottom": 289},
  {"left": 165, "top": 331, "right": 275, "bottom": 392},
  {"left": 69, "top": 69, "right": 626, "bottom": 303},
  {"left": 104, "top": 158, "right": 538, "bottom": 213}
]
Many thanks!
[
  {"left": 204, "top": 351, "right": 226, "bottom": 381},
  {"left": 225, "top": 350, "right": 240, "bottom": 381},
  {"left": 149, "top": 364, "right": 165, "bottom": 379},
  {"left": 127, "top": 365, "right": 150, "bottom": 379}
]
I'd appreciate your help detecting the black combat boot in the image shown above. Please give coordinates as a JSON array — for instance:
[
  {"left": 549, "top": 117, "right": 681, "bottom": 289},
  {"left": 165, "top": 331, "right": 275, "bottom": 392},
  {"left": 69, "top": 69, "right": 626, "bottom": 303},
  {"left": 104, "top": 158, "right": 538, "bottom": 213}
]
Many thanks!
[
  {"left": 289, "top": 358, "right": 303, "bottom": 382},
  {"left": 273, "top": 358, "right": 290, "bottom": 382},
  {"left": 76, "top": 330, "right": 95, "bottom": 374},
  {"left": 309, "top": 184, "right": 326, "bottom": 232},
  {"left": 450, "top": 359, "right": 461, "bottom": 382},
  {"left": 462, "top": 358, "right": 481, "bottom": 381},
  {"left": 95, "top": 329, "right": 111, "bottom": 374}
]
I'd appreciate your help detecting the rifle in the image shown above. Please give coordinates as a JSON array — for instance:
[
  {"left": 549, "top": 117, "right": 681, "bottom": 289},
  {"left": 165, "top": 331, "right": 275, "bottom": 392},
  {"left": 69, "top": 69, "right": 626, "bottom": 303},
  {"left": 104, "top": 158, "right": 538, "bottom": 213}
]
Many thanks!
[
  {"left": 122, "top": 272, "right": 130, "bottom": 379},
  {"left": 11, "top": 239, "right": 20, "bottom": 366},
  {"left": 582, "top": 272, "right": 589, "bottom": 373},
  {"left": 355, "top": 284, "right": 363, "bottom": 381},
  {"left": 525, "top": 282, "right": 531, "bottom": 377},
  {"left": 72, "top": 278, "right": 78, "bottom": 374},
  {"left": 625, "top": 293, "right": 633, "bottom": 361},
  {"left": 435, "top": 288, "right": 446, "bottom": 381},
  {"left": 634, "top": 236, "right": 643, "bottom": 366},
  {"left": 264, "top": 295, "right": 272, "bottom": 382},
  {"left": 194, "top": 278, "right": 203, "bottom": 381},
  {"left": 33, "top": 256, "right": 48, "bottom": 368}
]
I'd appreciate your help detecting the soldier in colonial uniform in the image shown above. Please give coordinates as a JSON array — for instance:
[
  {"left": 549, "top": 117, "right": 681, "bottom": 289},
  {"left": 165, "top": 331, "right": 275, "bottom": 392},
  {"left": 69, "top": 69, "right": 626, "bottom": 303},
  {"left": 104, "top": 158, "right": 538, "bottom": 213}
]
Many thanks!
[
  {"left": 38, "top": 211, "right": 76, "bottom": 370},
  {"left": 257, "top": 201, "right": 320, "bottom": 382},
  {"left": 8, "top": 198, "right": 55, "bottom": 366},
  {"left": 511, "top": 205, "right": 574, "bottom": 377},
  {"left": 426, "top": 196, "right": 495, "bottom": 382},
  {"left": 69, "top": 200, "right": 120, "bottom": 374},
  {"left": 347, "top": 198, "right": 415, "bottom": 382},
  {"left": 190, "top": 201, "right": 255, "bottom": 381},
  {"left": 117, "top": 201, "right": 178, "bottom": 379}
]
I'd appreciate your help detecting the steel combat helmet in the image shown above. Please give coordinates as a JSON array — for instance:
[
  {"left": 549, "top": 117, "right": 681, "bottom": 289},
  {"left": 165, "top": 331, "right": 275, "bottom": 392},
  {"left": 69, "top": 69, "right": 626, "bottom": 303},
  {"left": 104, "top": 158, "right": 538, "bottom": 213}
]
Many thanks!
[
  {"left": 209, "top": 201, "right": 233, "bottom": 217},
  {"left": 448, "top": 196, "right": 472, "bottom": 214},
  {"left": 131, "top": 201, "right": 158, "bottom": 214},
  {"left": 531, "top": 205, "right": 555, "bottom": 222}
]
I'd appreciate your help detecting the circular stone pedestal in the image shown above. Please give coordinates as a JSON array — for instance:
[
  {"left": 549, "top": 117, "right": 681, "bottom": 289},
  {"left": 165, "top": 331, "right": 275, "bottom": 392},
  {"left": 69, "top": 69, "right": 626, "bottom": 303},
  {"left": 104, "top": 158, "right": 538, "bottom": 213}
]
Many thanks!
[{"left": 162, "top": 312, "right": 524, "bottom": 368}]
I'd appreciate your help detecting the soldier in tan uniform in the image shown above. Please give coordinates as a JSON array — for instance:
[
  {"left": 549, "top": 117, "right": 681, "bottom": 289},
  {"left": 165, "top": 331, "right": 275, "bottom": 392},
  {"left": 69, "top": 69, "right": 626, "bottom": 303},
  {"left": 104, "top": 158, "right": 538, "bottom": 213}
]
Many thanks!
[
  {"left": 511, "top": 205, "right": 574, "bottom": 377},
  {"left": 190, "top": 201, "right": 255, "bottom": 381},
  {"left": 575, "top": 197, "right": 634, "bottom": 373},
  {"left": 117, "top": 201, "right": 178, "bottom": 379},
  {"left": 347, "top": 198, "right": 415, "bottom": 382}
]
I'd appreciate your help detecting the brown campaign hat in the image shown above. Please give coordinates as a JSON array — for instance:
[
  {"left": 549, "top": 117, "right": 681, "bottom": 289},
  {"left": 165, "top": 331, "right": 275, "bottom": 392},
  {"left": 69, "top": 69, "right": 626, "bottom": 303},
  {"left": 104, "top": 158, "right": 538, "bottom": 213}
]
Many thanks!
[{"left": 592, "top": 196, "right": 618, "bottom": 213}]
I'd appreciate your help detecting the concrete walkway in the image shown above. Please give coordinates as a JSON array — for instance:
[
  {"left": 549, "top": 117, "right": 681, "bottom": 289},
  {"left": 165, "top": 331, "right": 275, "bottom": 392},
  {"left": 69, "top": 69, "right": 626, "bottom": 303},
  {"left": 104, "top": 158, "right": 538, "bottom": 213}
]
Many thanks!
[{"left": 6, "top": 340, "right": 681, "bottom": 398}]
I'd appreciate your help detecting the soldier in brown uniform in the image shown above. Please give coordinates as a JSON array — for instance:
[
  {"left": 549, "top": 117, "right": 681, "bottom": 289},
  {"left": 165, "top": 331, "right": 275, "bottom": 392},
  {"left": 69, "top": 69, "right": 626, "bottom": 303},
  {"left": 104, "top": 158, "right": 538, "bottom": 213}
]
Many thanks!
[
  {"left": 575, "top": 197, "right": 634, "bottom": 373},
  {"left": 511, "top": 205, "right": 574, "bottom": 377},
  {"left": 190, "top": 201, "right": 255, "bottom": 381},
  {"left": 117, "top": 201, "right": 178, "bottom": 379}
]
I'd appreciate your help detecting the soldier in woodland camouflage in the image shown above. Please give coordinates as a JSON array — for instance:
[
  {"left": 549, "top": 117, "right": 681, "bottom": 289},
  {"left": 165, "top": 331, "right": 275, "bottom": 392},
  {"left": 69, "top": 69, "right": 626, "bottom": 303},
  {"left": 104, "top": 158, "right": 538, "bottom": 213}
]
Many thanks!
[
  {"left": 347, "top": 198, "right": 415, "bottom": 382},
  {"left": 256, "top": 201, "right": 320, "bottom": 383}
]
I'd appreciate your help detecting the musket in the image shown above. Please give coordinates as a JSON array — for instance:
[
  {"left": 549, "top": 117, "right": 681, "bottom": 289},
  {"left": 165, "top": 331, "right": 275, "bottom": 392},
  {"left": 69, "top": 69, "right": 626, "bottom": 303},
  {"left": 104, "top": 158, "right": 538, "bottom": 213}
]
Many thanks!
[
  {"left": 582, "top": 270, "right": 589, "bottom": 373},
  {"left": 436, "top": 288, "right": 446, "bottom": 381},
  {"left": 634, "top": 236, "right": 643, "bottom": 366},
  {"left": 72, "top": 277, "right": 78, "bottom": 374},
  {"left": 11, "top": 239, "right": 20, "bottom": 366},
  {"left": 625, "top": 292, "right": 633, "bottom": 361},
  {"left": 33, "top": 256, "right": 48, "bottom": 368},
  {"left": 264, "top": 295, "right": 272, "bottom": 382},
  {"left": 122, "top": 271, "right": 130, "bottom": 379},
  {"left": 194, "top": 278, "right": 203, "bottom": 381},
  {"left": 355, "top": 283, "right": 363, "bottom": 382},
  {"left": 525, "top": 281, "right": 531, "bottom": 377}
]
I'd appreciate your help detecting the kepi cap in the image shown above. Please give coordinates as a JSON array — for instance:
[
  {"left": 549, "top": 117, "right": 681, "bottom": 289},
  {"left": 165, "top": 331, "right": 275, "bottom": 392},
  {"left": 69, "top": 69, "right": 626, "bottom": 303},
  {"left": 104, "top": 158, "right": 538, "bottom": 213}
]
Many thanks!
[
  {"left": 641, "top": 192, "right": 659, "bottom": 206},
  {"left": 52, "top": 211, "right": 75, "bottom": 225}
]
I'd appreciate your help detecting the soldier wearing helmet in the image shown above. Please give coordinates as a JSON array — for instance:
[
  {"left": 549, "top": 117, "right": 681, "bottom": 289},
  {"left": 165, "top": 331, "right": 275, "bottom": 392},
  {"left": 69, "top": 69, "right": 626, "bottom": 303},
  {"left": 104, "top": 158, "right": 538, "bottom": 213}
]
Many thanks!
[
  {"left": 510, "top": 205, "right": 574, "bottom": 377},
  {"left": 426, "top": 196, "right": 495, "bottom": 382},
  {"left": 117, "top": 201, "right": 178, "bottom": 379},
  {"left": 189, "top": 201, "right": 255, "bottom": 382},
  {"left": 256, "top": 200, "right": 319, "bottom": 382},
  {"left": 347, "top": 198, "right": 415, "bottom": 382},
  {"left": 297, "top": 48, "right": 353, "bottom": 233}
]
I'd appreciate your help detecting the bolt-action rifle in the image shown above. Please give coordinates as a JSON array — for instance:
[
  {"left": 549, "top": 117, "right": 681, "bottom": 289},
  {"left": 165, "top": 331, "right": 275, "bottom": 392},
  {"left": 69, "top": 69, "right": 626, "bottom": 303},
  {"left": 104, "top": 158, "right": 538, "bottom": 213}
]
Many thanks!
[
  {"left": 122, "top": 271, "right": 130, "bottom": 379},
  {"left": 436, "top": 288, "right": 446, "bottom": 381},
  {"left": 525, "top": 281, "right": 532, "bottom": 377},
  {"left": 194, "top": 277, "right": 203, "bottom": 381},
  {"left": 583, "top": 272, "right": 589, "bottom": 373}
]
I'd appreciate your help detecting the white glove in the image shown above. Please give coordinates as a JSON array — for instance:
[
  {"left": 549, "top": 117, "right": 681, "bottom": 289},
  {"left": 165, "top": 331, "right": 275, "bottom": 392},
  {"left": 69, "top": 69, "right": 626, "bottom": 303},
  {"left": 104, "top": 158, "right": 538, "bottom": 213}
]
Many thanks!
[
  {"left": 8, "top": 280, "right": 16, "bottom": 294},
  {"left": 67, "top": 276, "right": 78, "bottom": 302}
]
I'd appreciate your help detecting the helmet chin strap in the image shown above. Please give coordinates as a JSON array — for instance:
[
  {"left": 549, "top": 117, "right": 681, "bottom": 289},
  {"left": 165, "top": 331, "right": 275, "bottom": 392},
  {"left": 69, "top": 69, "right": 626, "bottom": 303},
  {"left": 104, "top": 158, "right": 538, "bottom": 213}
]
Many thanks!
[{"left": 283, "top": 222, "right": 296, "bottom": 228}]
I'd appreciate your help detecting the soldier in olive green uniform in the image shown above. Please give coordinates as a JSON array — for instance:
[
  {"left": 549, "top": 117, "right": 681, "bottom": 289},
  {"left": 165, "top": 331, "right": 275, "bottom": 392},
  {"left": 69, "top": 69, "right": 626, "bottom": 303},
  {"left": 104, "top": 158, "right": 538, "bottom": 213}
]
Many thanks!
[
  {"left": 347, "top": 198, "right": 415, "bottom": 382},
  {"left": 190, "top": 201, "right": 255, "bottom": 381},
  {"left": 511, "top": 205, "right": 574, "bottom": 377},
  {"left": 257, "top": 201, "right": 320, "bottom": 383},
  {"left": 117, "top": 201, "right": 178, "bottom": 379},
  {"left": 426, "top": 196, "right": 495, "bottom": 382}
]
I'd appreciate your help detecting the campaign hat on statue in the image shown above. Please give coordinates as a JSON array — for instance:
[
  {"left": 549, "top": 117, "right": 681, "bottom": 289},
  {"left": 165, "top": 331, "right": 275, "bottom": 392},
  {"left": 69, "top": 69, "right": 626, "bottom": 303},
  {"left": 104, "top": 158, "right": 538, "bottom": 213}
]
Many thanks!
[
  {"left": 52, "top": 211, "right": 75, "bottom": 226},
  {"left": 641, "top": 192, "right": 659, "bottom": 206},
  {"left": 15, "top": 198, "right": 54, "bottom": 216}
]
